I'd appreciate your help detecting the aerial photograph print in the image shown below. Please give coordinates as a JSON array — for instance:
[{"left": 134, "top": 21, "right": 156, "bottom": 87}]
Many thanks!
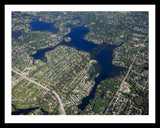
[{"left": 11, "top": 10, "right": 150, "bottom": 117}]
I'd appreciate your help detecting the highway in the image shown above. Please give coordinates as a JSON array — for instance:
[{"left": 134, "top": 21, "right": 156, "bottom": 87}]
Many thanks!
[{"left": 12, "top": 68, "right": 66, "bottom": 115}]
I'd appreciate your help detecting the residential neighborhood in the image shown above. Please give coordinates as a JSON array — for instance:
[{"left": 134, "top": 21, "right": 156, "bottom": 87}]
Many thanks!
[{"left": 12, "top": 11, "right": 149, "bottom": 115}]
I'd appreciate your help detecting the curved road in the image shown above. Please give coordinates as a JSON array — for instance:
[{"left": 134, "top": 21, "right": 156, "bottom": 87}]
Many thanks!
[
  {"left": 51, "top": 90, "right": 66, "bottom": 115},
  {"left": 12, "top": 68, "right": 66, "bottom": 115}
]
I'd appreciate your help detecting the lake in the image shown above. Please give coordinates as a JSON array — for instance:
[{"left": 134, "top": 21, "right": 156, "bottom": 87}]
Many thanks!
[
  {"left": 29, "top": 18, "right": 59, "bottom": 33},
  {"left": 30, "top": 19, "right": 126, "bottom": 111},
  {"left": 12, "top": 30, "right": 21, "bottom": 39}
]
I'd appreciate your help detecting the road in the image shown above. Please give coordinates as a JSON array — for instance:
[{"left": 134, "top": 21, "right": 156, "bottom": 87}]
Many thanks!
[
  {"left": 105, "top": 43, "right": 144, "bottom": 114},
  {"left": 119, "top": 45, "right": 143, "bottom": 91},
  {"left": 12, "top": 68, "right": 66, "bottom": 115},
  {"left": 51, "top": 90, "right": 66, "bottom": 115}
]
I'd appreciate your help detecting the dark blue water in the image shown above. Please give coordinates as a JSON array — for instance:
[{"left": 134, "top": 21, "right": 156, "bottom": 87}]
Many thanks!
[
  {"left": 12, "top": 104, "right": 40, "bottom": 115},
  {"left": 143, "top": 66, "right": 148, "bottom": 70},
  {"left": 29, "top": 21, "right": 126, "bottom": 111},
  {"left": 29, "top": 18, "right": 59, "bottom": 33},
  {"left": 30, "top": 26, "right": 97, "bottom": 62},
  {"left": 31, "top": 47, "right": 53, "bottom": 64},
  {"left": 12, "top": 104, "right": 49, "bottom": 115},
  {"left": 72, "top": 16, "right": 82, "bottom": 25},
  {"left": 12, "top": 30, "right": 21, "bottom": 38}
]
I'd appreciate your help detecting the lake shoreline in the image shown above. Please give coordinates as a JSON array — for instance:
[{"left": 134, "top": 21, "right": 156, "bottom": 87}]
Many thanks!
[{"left": 29, "top": 20, "right": 126, "bottom": 111}]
